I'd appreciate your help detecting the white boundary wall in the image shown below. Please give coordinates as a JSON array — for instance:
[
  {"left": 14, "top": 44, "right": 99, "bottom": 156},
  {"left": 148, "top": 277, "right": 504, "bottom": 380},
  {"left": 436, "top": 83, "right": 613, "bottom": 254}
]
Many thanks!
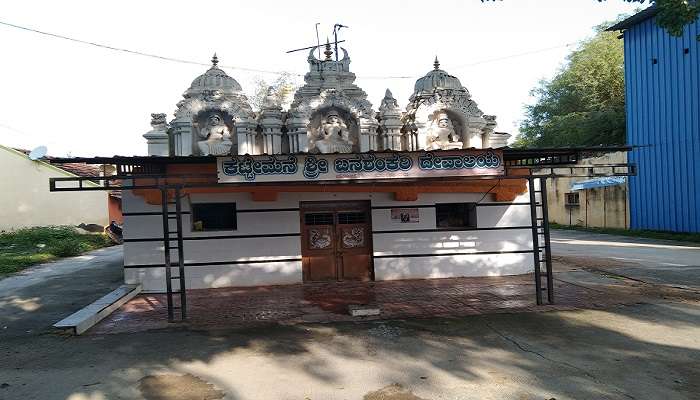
[{"left": 122, "top": 189, "right": 535, "bottom": 292}]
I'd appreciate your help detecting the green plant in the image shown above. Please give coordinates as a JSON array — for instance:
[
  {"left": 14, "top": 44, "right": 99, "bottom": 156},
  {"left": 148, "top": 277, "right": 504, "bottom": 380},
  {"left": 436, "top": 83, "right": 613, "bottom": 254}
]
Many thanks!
[
  {"left": 47, "top": 239, "right": 87, "bottom": 257},
  {"left": 0, "top": 226, "right": 113, "bottom": 275}
]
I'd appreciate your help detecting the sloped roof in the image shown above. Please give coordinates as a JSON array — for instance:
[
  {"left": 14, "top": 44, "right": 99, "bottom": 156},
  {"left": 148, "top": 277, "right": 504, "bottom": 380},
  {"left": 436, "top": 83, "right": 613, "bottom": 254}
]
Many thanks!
[
  {"left": 10, "top": 147, "right": 103, "bottom": 177},
  {"left": 606, "top": 6, "right": 657, "bottom": 31}
]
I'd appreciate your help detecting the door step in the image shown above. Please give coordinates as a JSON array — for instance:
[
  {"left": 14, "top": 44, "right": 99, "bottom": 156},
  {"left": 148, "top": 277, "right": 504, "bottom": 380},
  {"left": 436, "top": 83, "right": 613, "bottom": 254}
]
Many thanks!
[{"left": 348, "top": 304, "right": 381, "bottom": 317}]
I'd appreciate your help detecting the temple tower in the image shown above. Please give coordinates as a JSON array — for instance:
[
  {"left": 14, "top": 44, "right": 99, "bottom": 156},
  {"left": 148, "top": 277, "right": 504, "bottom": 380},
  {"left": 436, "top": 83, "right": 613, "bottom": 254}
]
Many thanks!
[
  {"left": 287, "top": 42, "right": 378, "bottom": 153},
  {"left": 403, "top": 57, "right": 508, "bottom": 150}
]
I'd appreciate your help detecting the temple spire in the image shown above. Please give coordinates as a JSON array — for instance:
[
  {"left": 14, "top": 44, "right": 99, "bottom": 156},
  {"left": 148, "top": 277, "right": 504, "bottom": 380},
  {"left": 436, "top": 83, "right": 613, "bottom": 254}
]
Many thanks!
[
  {"left": 211, "top": 53, "right": 219, "bottom": 67},
  {"left": 324, "top": 38, "right": 333, "bottom": 60},
  {"left": 433, "top": 56, "right": 440, "bottom": 70}
]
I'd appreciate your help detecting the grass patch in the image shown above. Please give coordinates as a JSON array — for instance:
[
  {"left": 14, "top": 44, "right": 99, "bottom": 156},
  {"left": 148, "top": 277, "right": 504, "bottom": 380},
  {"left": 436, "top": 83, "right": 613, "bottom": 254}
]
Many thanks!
[
  {"left": 550, "top": 223, "right": 700, "bottom": 244},
  {"left": 0, "top": 226, "right": 113, "bottom": 276}
]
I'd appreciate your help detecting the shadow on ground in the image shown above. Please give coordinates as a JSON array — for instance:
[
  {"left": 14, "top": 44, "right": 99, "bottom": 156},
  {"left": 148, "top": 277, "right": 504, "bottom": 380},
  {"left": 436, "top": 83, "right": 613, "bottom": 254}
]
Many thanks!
[{"left": 2, "top": 300, "right": 698, "bottom": 400}]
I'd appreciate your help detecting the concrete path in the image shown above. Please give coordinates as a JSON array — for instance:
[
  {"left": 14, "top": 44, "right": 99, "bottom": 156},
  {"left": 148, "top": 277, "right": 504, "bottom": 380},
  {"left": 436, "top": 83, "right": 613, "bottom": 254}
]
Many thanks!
[
  {"left": 551, "top": 229, "right": 700, "bottom": 289},
  {"left": 0, "top": 245, "right": 123, "bottom": 338}
]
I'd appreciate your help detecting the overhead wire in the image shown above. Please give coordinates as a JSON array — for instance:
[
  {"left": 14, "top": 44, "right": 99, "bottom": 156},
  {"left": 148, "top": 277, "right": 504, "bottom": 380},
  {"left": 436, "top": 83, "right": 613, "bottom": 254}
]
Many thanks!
[
  {"left": 0, "top": 19, "right": 580, "bottom": 80},
  {"left": 0, "top": 20, "right": 305, "bottom": 76}
]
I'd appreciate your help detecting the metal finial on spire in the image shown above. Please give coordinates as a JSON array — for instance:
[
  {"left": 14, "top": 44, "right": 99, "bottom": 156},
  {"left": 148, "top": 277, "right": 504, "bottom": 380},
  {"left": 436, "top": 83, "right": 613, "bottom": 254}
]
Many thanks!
[
  {"left": 434, "top": 56, "right": 440, "bottom": 70},
  {"left": 324, "top": 38, "right": 333, "bottom": 61},
  {"left": 211, "top": 53, "right": 219, "bottom": 67}
]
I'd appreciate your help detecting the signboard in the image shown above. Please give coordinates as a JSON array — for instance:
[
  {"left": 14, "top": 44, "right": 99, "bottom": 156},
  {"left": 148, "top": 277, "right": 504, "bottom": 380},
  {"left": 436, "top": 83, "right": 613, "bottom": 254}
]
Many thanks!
[
  {"left": 391, "top": 208, "right": 419, "bottom": 223},
  {"left": 217, "top": 149, "right": 504, "bottom": 183}
]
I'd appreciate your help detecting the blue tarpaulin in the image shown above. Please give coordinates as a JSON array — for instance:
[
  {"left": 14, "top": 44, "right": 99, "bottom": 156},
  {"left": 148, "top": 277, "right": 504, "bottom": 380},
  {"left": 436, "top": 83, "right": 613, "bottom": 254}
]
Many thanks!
[{"left": 570, "top": 176, "right": 626, "bottom": 191}]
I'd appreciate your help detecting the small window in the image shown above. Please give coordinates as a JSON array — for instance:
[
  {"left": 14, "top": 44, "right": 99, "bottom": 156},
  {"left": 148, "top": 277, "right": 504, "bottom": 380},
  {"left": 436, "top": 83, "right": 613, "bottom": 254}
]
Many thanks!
[
  {"left": 304, "top": 213, "right": 334, "bottom": 225},
  {"left": 435, "top": 203, "right": 477, "bottom": 229},
  {"left": 191, "top": 203, "right": 236, "bottom": 231},
  {"left": 338, "top": 212, "right": 366, "bottom": 225},
  {"left": 565, "top": 192, "right": 580, "bottom": 206}
]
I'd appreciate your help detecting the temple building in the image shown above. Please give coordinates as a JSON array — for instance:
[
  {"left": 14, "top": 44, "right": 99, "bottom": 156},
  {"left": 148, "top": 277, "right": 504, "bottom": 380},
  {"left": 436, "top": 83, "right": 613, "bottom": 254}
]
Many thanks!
[
  {"left": 51, "top": 44, "right": 637, "bottom": 320},
  {"left": 127, "top": 46, "right": 535, "bottom": 295}
]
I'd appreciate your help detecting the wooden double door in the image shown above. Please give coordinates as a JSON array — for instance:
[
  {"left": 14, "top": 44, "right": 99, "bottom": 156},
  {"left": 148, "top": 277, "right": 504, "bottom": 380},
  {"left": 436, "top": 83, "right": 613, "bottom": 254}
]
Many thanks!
[{"left": 300, "top": 201, "right": 373, "bottom": 282}]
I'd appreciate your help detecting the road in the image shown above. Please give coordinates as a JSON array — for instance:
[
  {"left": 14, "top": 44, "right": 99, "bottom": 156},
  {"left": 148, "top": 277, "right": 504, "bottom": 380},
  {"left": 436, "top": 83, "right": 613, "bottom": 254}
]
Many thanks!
[{"left": 551, "top": 229, "right": 700, "bottom": 289}]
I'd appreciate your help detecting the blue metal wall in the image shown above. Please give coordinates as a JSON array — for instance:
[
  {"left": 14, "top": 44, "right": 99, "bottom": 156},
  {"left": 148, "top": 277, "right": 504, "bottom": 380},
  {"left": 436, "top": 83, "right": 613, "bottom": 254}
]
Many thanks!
[{"left": 624, "top": 18, "right": 700, "bottom": 232}]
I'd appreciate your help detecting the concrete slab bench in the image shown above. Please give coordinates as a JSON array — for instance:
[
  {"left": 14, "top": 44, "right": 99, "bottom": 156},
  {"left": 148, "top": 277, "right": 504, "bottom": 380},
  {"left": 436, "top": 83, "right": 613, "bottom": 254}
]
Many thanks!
[{"left": 53, "top": 284, "right": 141, "bottom": 335}]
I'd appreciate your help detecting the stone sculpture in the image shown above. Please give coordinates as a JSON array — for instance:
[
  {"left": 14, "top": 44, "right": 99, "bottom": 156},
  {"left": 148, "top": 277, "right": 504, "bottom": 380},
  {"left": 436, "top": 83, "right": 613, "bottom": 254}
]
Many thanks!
[
  {"left": 147, "top": 53, "right": 511, "bottom": 156},
  {"left": 314, "top": 112, "right": 353, "bottom": 153},
  {"left": 426, "top": 112, "right": 462, "bottom": 150},
  {"left": 197, "top": 113, "right": 232, "bottom": 155},
  {"left": 143, "top": 113, "right": 170, "bottom": 156}
]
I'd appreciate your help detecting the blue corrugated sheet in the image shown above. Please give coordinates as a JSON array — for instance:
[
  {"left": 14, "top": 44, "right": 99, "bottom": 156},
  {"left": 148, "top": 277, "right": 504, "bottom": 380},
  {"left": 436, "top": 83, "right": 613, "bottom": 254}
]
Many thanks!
[
  {"left": 571, "top": 177, "right": 626, "bottom": 191},
  {"left": 624, "top": 17, "right": 700, "bottom": 232}
]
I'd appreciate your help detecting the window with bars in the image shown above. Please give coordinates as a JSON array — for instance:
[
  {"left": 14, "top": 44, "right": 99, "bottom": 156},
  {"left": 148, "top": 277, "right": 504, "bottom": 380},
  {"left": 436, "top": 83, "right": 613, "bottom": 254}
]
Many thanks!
[
  {"left": 435, "top": 203, "right": 477, "bottom": 229},
  {"left": 191, "top": 203, "right": 236, "bottom": 231},
  {"left": 304, "top": 213, "right": 334, "bottom": 225},
  {"left": 565, "top": 192, "right": 580, "bottom": 206},
  {"left": 338, "top": 212, "right": 366, "bottom": 224}
]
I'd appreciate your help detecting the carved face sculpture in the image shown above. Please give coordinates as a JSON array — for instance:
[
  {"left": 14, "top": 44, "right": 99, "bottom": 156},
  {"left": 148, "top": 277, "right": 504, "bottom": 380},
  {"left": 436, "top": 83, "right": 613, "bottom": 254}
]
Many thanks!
[
  {"left": 432, "top": 113, "right": 454, "bottom": 140},
  {"left": 197, "top": 112, "right": 232, "bottom": 155},
  {"left": 208, "top": 114, "right": 222, "bottom": 127},
  {"left": 321, "top": 113, "right": 348, "bottom": 142},
  {"left": 202, "top": 113, "right": 230, "bottom": 140},
  {"left": 427, "top": 112, "right": 461, "bottom": 149},
  {"left": 314, "top": 112, "right": 353, "bottom": 153}
]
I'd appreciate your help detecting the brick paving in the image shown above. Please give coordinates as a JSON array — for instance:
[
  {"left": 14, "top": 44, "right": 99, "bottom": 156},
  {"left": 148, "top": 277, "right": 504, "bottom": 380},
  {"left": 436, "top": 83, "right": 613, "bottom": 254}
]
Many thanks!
[{"left": 92, "top": 274, "right": 640, "bottom": 334}]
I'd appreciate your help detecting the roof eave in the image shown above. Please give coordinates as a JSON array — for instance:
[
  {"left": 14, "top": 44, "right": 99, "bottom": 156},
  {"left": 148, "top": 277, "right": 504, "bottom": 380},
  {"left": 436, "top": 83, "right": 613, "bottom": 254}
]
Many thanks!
[{"left": 606, "top": 5, "right": 657, "bottom": 32}]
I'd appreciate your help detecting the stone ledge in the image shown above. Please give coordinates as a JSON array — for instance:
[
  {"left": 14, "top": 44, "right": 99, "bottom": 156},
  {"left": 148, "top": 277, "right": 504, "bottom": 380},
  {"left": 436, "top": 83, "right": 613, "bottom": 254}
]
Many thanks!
[{"left": 54, "top": 284, "right": 142, "bottom": 335}]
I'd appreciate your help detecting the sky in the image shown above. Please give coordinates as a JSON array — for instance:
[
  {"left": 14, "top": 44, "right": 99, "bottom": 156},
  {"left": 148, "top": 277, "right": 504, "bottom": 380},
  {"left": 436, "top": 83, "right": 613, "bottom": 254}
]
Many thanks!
[{"left": 0, "top": 0, "right": 638, "bottom": 157}]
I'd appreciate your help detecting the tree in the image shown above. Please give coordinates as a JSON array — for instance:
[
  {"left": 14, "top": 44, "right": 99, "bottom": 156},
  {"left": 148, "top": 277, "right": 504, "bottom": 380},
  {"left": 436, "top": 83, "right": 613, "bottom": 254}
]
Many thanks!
[
  {"left": 482, "top": 0, "right": 699, "bottom": 37},
  {"left": 514, "top": 23, "right": 625, "bottom": 148},
  {"left": 646, "top": 0, "right": 700, "bottom": 36},
  {"left": 250, "top": 72, "right": 300, "bottom": 111}
]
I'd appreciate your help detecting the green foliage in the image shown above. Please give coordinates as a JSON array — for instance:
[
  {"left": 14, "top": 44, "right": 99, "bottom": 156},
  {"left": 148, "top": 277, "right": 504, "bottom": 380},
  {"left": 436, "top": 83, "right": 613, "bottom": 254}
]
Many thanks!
[
  {"left": 621, "top": 0, "right": 700, "bottom": 37},
  {"left": 515, "top": 26, "right": 625, "bottom": 148},
  {"left": 481, "top": 0, "right": 699, "bottom": 37},
  {"left": 0, "top": 226, "right": 112, "bottom": 275}
]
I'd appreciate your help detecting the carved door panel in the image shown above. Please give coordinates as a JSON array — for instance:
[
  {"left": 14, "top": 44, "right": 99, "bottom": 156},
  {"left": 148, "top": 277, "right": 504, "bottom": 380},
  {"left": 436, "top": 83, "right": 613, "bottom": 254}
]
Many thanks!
[
  {"left": 300, "top": 202, "right": 373, "bottom": 282},
  {"left": 337, "top": 211, "right": 372, "bottom": 281},
  {"left": 301, "top": 212, "right": 336, "bottom": 281}
]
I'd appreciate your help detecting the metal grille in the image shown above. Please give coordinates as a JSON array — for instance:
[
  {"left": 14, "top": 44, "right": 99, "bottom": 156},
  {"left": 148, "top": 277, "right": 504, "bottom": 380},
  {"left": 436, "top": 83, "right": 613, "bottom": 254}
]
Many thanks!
[
  {"left": 338, "top": 212, "right": 366, "bottom": 224},
  {"left": 304, "top": 213, "right": 334, "bottom": 225},
  {"left": 435, "top": 203, "right": 476, "bottom": 229}
]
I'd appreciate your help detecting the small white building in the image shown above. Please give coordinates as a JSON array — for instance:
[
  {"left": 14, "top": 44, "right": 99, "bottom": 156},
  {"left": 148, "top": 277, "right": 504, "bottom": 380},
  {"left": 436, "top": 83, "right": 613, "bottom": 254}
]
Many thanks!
[{"left": 0, "top": 144, "right": 110, "bottom": 231}]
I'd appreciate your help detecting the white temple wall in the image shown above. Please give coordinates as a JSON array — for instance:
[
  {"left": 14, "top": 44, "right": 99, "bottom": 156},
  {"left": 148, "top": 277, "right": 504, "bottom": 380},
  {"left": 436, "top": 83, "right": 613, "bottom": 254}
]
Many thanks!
[{"left": 122, "top": 189, "right": 535, "bottom": 292}]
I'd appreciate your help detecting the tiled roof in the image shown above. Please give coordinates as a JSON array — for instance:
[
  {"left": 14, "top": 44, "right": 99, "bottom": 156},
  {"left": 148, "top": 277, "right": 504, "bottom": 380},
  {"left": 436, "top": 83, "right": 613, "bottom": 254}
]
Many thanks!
[
  {"left": 53, "top": 162, "right": 103, "bottom": 177},
  {"left": 12, "top": 147, "right": 103, "bottom": 178}
]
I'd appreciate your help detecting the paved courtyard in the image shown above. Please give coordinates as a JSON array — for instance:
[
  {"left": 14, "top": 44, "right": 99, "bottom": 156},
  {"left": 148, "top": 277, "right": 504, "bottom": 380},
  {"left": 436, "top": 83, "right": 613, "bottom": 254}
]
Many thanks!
[{"left": 95, "top": 272, "right": 646, "bottom": 334}]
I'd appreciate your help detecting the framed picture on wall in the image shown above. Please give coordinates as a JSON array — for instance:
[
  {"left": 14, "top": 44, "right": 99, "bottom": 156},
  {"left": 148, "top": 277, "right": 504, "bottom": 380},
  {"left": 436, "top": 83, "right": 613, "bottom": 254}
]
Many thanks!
[{"left": 391, "top": 208, "right": 419, "bottom": 223}]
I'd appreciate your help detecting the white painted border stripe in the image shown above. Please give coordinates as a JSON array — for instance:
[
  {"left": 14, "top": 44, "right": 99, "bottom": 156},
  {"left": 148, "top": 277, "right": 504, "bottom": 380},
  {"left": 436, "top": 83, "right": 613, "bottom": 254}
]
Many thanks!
[{"left": 54, "top": 284, "right": 142, "bottom": 335}]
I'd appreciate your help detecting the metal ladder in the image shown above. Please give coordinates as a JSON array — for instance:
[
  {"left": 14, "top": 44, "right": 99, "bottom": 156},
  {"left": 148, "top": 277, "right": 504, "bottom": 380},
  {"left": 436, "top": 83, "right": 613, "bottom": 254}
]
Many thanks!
[
  {"left": 529, "top": 177, "right": 554, "bottom": 305},
  {"left": 160, "top": 187, "right": 187, "bottom": 321}
]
